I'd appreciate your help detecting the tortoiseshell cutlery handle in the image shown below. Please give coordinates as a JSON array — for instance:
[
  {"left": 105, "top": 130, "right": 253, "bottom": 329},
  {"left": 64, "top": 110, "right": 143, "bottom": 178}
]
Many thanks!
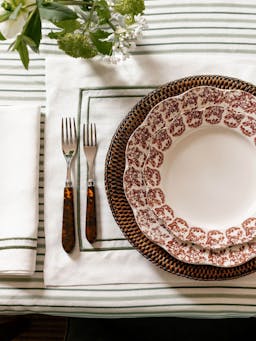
[
  {"left": 62, "top": 186, "right": 76, "bottom": 253},
  {"left": 86, "top": 185, "right": 97, "bottom": 243}
]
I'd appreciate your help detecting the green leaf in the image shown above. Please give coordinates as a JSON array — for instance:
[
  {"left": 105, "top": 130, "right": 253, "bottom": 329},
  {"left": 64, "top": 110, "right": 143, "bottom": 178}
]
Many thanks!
[
  {"left": 0, "top": 11, "right": 11, "bottom": 23},
  {"left": 9, "top": 34, "right": 21, "bottom": 51},
  {"left": 48, "top": 30, "right": 65, "bottom": 39},
  {"left": 17, "top": 40, "right": 29, "bottom": 69},
  {"left": 80, "top": 0, "right": 93, "bottom": 11},
  {"left": 22, "top": 35, "right": 37, "bottom": 49},
  {"left": 37, "top": 0, "right": 77, "bottom": 23},
  {"left": 89, "top": 30, "right": 112, "bottom": 55},
  {"left": 8, "top": 40, "right": 16, "bottom": 51},
  {"left": 54, "top": 19, "right": 81, "bottom": 33},
  {"left": 48, "top": 18, "right": 81, "bottom": 41},
  {"left": 23, "top": 8, "right": 41, "bottom": 52},
  {"left": 11, "top": 35, "right": 29, "bottom": 69},
  {"left": 95, "top": 0, "right": 111, "bottom": 24},
  {"left": 0, "top": 32, "right": 6, "bottom": 40}
]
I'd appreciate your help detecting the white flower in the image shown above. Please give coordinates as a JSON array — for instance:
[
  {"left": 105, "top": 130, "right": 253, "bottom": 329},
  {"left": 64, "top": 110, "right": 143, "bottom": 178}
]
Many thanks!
[
  {"left": 100, "top": 11, "right": 147, "bottom": 64},
  {"left": 103, "top": 49, "right": 128, "bottom": 64},
  {"left": 0, "top": 0, "right": 36, "bottom": 39}
]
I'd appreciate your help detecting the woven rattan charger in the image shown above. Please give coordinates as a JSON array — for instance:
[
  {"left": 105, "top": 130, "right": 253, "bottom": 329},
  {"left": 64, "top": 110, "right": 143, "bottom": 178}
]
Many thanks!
[{"left": 105, "top": 75, "right": 256, "bottom": 281}]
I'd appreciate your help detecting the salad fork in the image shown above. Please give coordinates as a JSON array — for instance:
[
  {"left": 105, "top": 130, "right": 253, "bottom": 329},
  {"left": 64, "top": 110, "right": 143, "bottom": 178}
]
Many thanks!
[
  {"left": 61, "top": 117, "right": 78, "bottom": 253},
  {"left": 83, "top": 123, "right": 97, "bottom": 243}
]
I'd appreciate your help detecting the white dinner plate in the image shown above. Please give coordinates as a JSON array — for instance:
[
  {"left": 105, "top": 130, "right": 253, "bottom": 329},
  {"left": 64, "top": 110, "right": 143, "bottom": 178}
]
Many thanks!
[{"left": 143, "top": 106, "right": 256, "bottom": 249}]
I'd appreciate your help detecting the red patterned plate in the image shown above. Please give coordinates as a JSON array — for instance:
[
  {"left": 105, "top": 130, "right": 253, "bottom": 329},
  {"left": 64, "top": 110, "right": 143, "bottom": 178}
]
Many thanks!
[{"left": 124, "top": 86, "right": 256, "bottom": 267}]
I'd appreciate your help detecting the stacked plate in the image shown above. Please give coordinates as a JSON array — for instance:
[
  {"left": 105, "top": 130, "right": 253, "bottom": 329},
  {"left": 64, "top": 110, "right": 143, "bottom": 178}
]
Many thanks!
[
  {"left": 123, "top": 85, "right": 256, "bottom": 268},
  {"left": 105, "top": 75, "right": 256, "bottom": 280}
]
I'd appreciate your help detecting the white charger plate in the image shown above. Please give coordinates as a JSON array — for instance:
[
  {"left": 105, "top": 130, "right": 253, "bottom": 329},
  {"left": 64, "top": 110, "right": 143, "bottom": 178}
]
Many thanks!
[{"left": 123, "top": 86, "right": 256, "bottom": 267}]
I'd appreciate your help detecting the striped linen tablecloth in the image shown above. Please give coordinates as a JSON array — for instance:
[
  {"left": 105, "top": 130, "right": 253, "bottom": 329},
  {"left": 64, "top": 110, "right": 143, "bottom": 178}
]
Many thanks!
[{"left": 1, "top": 0, "right": 256, "bottom": 318}]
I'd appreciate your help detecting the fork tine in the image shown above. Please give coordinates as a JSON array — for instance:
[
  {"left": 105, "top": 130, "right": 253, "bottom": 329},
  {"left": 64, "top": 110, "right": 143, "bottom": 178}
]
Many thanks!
[
  {"left": 87, "top": 123, "right": 90, "bottom": 146},
  {"left": 73, "top": 118, "right": 77, "bottom": 143},
  {"left": 89, "top": 123, "right": 92, "bottom": 146},
  {"left": 62, "top": 117, "right": 77, "bottom": 146},
  {"left": 83, "top": 124, "right": 88, "bottom": 147},
  {"left": 83, "top": 123, "right": 89, "bottom": 146},
  {"left": 65, "top": 117, "right": 69, "bottom": 144},
  {"left": 83, "top": 122, "right": 97, "bottom": 146},
  {"left": 93, "top": 123, "right": 97, "bottom": 146},
  {"left": 83, "top": 124, "right": 85, "bottom": 146},
  {"left": 69, "top": 117, "right": 72, "bottom": 143},
  {"left": 61, "top": 118, "right": 64, "bottom": 146},
  {"left": 90, "top": 123, "right": 96, "bottom": 146}
]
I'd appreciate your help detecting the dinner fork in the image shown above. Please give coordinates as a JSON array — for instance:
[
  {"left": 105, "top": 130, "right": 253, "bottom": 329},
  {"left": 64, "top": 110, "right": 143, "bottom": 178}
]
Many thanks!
[
  {"left": 61, "top": 117, "right": 78, "bottom": 253},
  {"left": 83, "top": 123, "right": 97, "bottom": 243}
]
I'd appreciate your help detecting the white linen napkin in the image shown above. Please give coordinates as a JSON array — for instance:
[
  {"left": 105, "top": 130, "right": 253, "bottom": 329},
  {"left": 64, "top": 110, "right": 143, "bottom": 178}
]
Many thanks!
[
  {"left": 0, "top": 106, "right": 40, "bottom": 275},
  {"left": 44, "top": 53, "right": 256, "bottom": 286}
]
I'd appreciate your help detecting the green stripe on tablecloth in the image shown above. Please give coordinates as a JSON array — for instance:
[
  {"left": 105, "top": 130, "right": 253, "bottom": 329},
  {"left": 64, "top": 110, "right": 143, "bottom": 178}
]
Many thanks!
[
  {"left": 0, "top": 238, "right": 37, "bottom": 241},
  {"left": 0, "top": 246, "right": 37, "bottom": 251},
  {"left": 146, "top": 2, "right": 256, "bottom": 9},
  {"left": 147, "top": 11, "right": 256, "bottom": 15},
  {"left": 1, "top": 285, "right": 256, "bottom": 291},
  {"left": 132, "top": 48, "right": 256, "bottom": 55},
  {"left": 143, "top": 32, "right": 256, "bottom": 38},
  {"left": 0, "top": 292, "right": 256, "bottom": 302},
  {"left": 1, "top": 301, "right": 256, "bottom": 307}
]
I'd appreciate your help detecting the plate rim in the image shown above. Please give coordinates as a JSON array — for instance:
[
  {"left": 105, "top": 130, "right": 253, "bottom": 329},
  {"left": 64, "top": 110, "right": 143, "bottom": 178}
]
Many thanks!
[{"left": 141, "top": 92, "right": 256, "bottom": 250}]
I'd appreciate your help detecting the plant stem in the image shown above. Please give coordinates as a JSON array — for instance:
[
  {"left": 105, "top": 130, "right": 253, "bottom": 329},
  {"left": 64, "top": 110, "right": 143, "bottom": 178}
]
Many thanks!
[
  {"left": 23, "top": 3, "right": 37, "bottom": 9},
  {"left": 107, "top": 19, "right": 116, "bottom": 31},
  {"left": 85, "top": 0, "right": 96, "bottom": 29}
]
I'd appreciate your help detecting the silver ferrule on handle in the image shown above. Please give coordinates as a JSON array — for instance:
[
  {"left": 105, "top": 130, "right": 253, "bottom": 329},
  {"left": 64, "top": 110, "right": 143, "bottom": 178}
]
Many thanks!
[
  {"left": 87, "top": 159, "right": 95, "bottom": 186},
  {"left": 88, "top": 179, "right": 95, "bottom": 186},
  {"left": 65, "top": 162, "right": 72, "bottom": 187}
]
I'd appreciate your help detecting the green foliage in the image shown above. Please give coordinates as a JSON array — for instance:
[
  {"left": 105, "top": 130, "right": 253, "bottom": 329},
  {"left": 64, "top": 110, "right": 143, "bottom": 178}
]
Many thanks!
[
  {"left": 10, "top": 34, "right": 29, "bottom": 69},
  {"left": 0, "top": 10, "right": 11, "bottom": 23},
  {"left": 7, "top": 7, "right": 42, "bottom": 69},
  {"left": 57, "top": 33, "right": 98, "bottom": 58},
  {"left": 1, "top": 0, "right": 146, "bottom": 68},
  {"left": 37, "top": 0, "right": 77, "bottom": 23},
  {"left": 48, "top": 30, "right": 65, "bottom": 39},
  {"left": 54, "top": 19, "right": 81, "bottom": 32},
  {"left": 23, "top": 8, "right": 42, "bottom": 52},
  {"left": 94, "top": 0, "right": 111, "bottom": 24},
  {"left": 0, "top": 31, "right": 6, "bottom": 40},
  {"left": 89, "top": 29, "right": 112, "bottom": 55},
  {"left": 114, "top": 0, "right": 145, "bottom": 17}
]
